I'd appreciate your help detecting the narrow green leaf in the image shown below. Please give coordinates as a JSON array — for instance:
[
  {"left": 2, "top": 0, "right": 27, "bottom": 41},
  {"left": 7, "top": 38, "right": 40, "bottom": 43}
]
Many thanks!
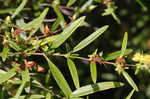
[
  {"left": 90, "top": 62, "right": 97, "bottom": 83},
  {"left": 51, "top": 4, "right": 65, "bottom": 30},
  {"left": 22, "top": 69, "right": 30, "bottom": 82},
  {"left": 0, "top": 8, "right": 16, "bottom": 14},
  {"left": 136, "top": 0, "right": 148, "bottom": 12},
  {"left": 94, "top": 0, "right": 102, "bottom": 3},
  {"left": 51, "top": 16, "right": 85, "bottom": 48},
  {"left": 17, "top": 94, "right": 45, "bottom": 99},
  {"left": 2, "top": 46, "right": 9, "bottom": 62},
  {"left": 44, "top": 54, "right": 72, "bottom": 97},
  {"left": 67, "top": 58, "right": 80, "bottom": 89},
  {"left": 104, "top": 49, "right": 133, "bottom": 61},
  {"left": 31, "top": 80, "right": 50, "bottom": 92},
  {"left": 23, "top": 69, "right": 30, "bottom": 93},
  {"left": 72, "top": 25, "right": 109, "bottom": 52},
  {"left": 120, "top": 32, "right": 128, "bottom": 58},
  {"left": 125, "top": 89, "right": 135, "bottom": 99},
  {"left": 13, "top": 69, "right": 30, "bottom": 99},
  {"left": 0, "top": 69, "right": 6, "bottom": 75},
  {"left": 71, "top": 82, "right": 124, "bottom": 97},
  {"left": 67, "top": 0, "right": 77, "bottom": 6},
  {"left": 8, "top": 40, "right": 23, "bottom": 51},
  {"left": 21, "top": 8, "right": 49, "bottom": 38},
  {"left": 51, "top": 17, "right": 62, "bottom": 31},
  {"left": 0, "top": 68, "right": 16, "bottom": 84},
  {"left": 0, "top": 87, "right": 4, "bottom": 99},
  {"left": 13, "top": 82, "right": 26, "bottom": 99},
  {"left": 46, "top": 92, "right": 51, "bottom": 99},
  {"left": 0, "top": 8, "right": 30, "bottom": 14},
  {"left": 122, "top": 71, "right": 139, "bottom": 92},
  {"left": 40, "top": 35, "right": 59, "bottom": 46},
  {"left": 11, "top": 0, "right": 28, "bottom": 18}
]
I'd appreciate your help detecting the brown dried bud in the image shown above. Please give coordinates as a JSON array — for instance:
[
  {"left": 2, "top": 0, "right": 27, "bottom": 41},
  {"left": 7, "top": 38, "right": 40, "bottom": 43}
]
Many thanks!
[
  {"left": 44, "top": 25, "right": 52, "bottom": 35},
  {"left": 13, "top": 28, "right": 23, "bottom": 35},
  {"left": 37, "top": 65, "right": 45, "bottom": 72},
  {"left": 102, "top": 0, "right": 112, "bottom": 5},
  {"left": 24, "top": 60, "right": 37, "bottom": 71}
]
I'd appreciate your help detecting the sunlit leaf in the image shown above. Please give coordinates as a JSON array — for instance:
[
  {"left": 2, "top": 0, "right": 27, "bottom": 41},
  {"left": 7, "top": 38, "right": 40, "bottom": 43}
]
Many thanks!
[
  {"left": 90, "top": 62, "right": 97, "bottom": 83},
  {"left": 13, "top": 69, "right": 30, "bottom": 98},
  {"left": 122, "top": 71, "right": 139, "bottom": 92},
  {"left": 21, "top": 8, "right": 49, "bottom": 38},
  {"left": 17, "top": 94, "right": 45, "bottom": 99},
  {"left": 0, "top": 8, "right": 16, "bottom": 14},
  {"left": 120, "top": 32, "right": 128, "bottom": 58},
  {"left": 11, "top": 0, "right": 28, "bottom": 18},
  {"left": 31, "top": 80, "right": 50, "bottom": 92},
  {"left": 136, "top": 0, "right": 148, "bottom": 12},
  {"left": 9, "top": 40, "right": 23, "bottom": 51},
  {"left": 0, "top": 68, "right": 17, "bottom": 84},
  {"left": 2, "top": 46, "right": 9, "bottom": 62},
  {"left": 125, "top": 89, "right": 135, "bottom": 99},
  {"left": 39, "top": 35, "right": 59, "bottom": 46},
  {"left": 44, "top": 54, "right": 72, "bottom": 97},
  {"left": 67, "top": 58, "right": 80, "bottom": 89},
  {"left": 104, "top": 49, "right": 133, "bottom": 61},
  {"left": 51, "top": 16, "right": 85, "bottom": 48},
  {"left": 72, "top": 25, "right": 108, "bottom": 52},
  {"left": 45, "top": 92, "right": 51, "bottom": 99},
  {"left": 23, "top": 69, "right": 30, "bottom": 93},
  {"left": 70, "top": 82, "right": 124, "bottom": 97},
  {"left": 51, "top": 4, "right": 65, "bottom": 30},
  {"left": 67, "top": 0, "right": 77, "bottom": 6}
]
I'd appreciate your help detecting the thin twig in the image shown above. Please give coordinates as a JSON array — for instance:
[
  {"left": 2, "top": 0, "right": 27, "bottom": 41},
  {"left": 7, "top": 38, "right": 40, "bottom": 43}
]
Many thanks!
[{"left": 0, "top": 52, "right": 136, "bottom": 67}]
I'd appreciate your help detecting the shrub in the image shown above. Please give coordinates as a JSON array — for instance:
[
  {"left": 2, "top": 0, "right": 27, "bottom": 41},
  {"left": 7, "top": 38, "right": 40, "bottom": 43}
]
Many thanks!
[{"left": 0, "top": 0, "right": 150, "bottom": 99}]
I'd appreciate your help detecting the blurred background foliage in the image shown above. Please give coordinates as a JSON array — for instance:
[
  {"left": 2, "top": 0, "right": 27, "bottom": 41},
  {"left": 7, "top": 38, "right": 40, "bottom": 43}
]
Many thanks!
[{"left": 0, "top": 0, "right": 150, "bottom": 99}]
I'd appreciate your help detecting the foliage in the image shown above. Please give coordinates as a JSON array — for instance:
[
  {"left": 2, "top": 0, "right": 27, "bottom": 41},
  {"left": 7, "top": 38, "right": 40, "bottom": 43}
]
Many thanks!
[{"left": 0, "top": 0, "right": 150, "bottom": 99}]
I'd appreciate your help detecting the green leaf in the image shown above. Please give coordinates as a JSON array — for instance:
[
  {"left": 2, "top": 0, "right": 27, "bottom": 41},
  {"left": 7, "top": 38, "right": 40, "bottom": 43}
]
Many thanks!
[
  {"left": 45, "top": 92, "right": 51, "bottom": 99},
  {"left": 16, "top": 94, "right": 45, "bottom": 99},
  {"left": 94, "top": 0, "right": 102, "bottom": 3},
  {"left": 0, "top": 8, "right": 16, "bottom": 14},
  {"left": 44, "top": 54, "right": 72, "bottom": 97},
  {"left": 39, "top": 35, "right": 59, "bottom": 46},
  {"left": 51, "top": 16, "right": 85, "bottom": 48},
  {"left": 67, "top": 0, "right": 77, "bottom": 6},
  {"left": 90, "top": 62, "right": 97, "bottom": 83},
  {"left": 120, "top": 32, "right": 128, "bottom": 58},
  {"left": 31, "top": 34, "right": 59, "bottom": 47},
  {"left": 13, "top": 82, "right": 26, "bottom": 99},
  {"left": 9, "top": 40, "right": 23, "bottom": 51},
  {"left": 104, "top": 49, "right": 133, "bottom": 61},
  {"left": 21, "top": 8, "right": 49, "bottom": 38},
  {"left": 51, "top": 4, "right": 65, "bottom": 30},
  {"left": 72, "top": 25, "right": 109, "bottom": 52},
  {"left": 0, "top": 68, "right": 16, "bottom": 84},
  {"left": 2, "top": 46, "right": 9, "bottom": 62},
  {"left": 70, "top": 82, "right": 124, "bottom": 97},
  {"left": 13, "top": 69, "right": 30, "bottom": 99},
  {"left": 23, "top": 69, "right": 30, "bottom": 93},
  {"left": 0, "top": 87, "right": 4, "bottom": 99},
  {"left": 51, "top": 17, "right": 62, "bottom": 31},
  {"left": 31, "top": 80, "right": 50, "bottom": 92},
  {"left": 67, "top": 58, "right": 80, "bottom": 89},
  {"left": 125, "top": 89, "right": 135, "bottom": 99},
  {"left": 122, "top": 71, "right": 139, "bottom": 92},
  {"left": 136, "top": 0, "right": 148, "bottom": 12},
  {"left": 11, "top": 0, "right": 28, "bottom": 18}
]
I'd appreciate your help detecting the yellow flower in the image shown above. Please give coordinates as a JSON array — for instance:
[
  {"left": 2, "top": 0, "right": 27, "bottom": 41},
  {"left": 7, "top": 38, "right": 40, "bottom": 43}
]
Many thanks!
[{"left": 132, "top": 53, "right": 150, "bottom": 65}]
